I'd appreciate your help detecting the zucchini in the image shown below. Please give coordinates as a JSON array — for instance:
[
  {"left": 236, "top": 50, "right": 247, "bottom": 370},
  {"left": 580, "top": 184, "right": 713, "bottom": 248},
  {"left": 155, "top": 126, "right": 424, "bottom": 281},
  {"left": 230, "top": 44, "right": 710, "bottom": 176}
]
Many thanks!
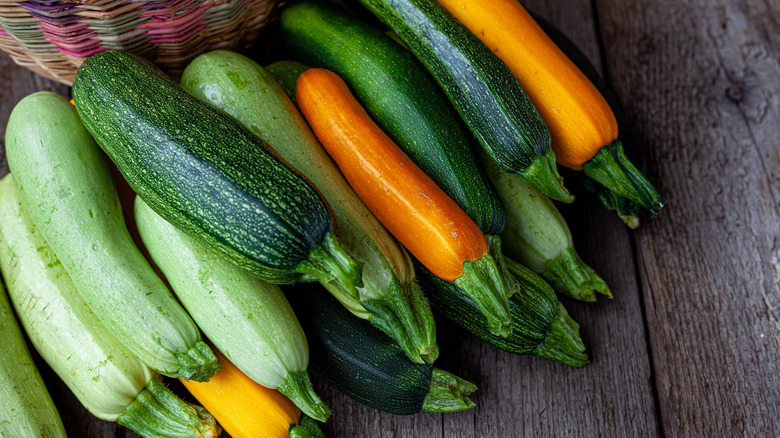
[
  {"left": 134, "top": 197, "right": 330, "bottom": 422},
  {"left": 71, "top": 50, "right": 362, "bottom": 297},
  {"left": 356, "top": 0, "right": 572, "bottom": 203},
  {"left": 0, "top": 267, "right": 65, "bottom": 438},
  {"left": 266, "top": 60, "right": 309, "bottom": 106},
  {"left": 4, "top": 92, "right": 217, "bottom": 381},
  {"left": 418, "top": 257, "right": 588, "bottom": 367},
  {"left": 0, "top": 175, "right": 220, "bottom": 438},
  {"left": 287, "top": 283, "right": 476, "bottom": 415},
  {"left": 279, "top": 0, "right": 505, "bottom": 237},
  {"left": 529, "top": 11, "right": 645, "bottom": 227},
  {"left": 182, "top": 50, "right": 437, "bottom": 364},
  {"left": 481, "top": 152, "right": 610, "bottom": 301}
]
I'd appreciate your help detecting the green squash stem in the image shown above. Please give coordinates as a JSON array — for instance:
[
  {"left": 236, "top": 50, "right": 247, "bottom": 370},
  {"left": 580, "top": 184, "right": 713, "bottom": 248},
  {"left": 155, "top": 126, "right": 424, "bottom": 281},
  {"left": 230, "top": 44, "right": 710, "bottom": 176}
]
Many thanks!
[
  {"left": 519, "top": 148, "right": 574, "bottom": 203},
  {"left": 582, "top": 140, "right": 665, "bottom": 215},
  {"left": 289, "top": 414, "right": 326, "bottom": 438},
  {"left": 296, "top": 231, "right": 363, "bottom": 302},
  {"left": 421, "top": 369, "right": 477, "bottom": 413},
  {"left": 453, "top": 252, "right": 512, "bottom": 337},
  {"left": 534, "top": 303, "right": 589, "bottom": 367},
  {"left": 117, "top": 377, "right": 220, "bottom": 438},
  {"left": 277, "top": 370, "right": 331, "bottom": 422},
  {"left": 486, "top": 234, "right": 520, "bottom": 297},
  {"left": 174, "top": 341, "right": 220, "bottom": 382},
  {"left": 361, "top": 277, "right": 439, "bottom": 364},
  {"left": 542, "top": 247, "right": 611, "bottom": 302}
]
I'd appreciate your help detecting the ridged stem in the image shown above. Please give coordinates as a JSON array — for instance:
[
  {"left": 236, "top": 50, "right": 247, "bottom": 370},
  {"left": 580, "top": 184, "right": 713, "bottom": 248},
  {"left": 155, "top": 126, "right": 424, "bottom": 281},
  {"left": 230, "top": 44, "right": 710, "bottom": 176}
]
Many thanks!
[
  {"left": 534, "top": 303, "right": 589, "bottom": 368},
  {"left": 485, "top": 234, "right": 520, "bottom": 297},
  {"left": 421, "top": 369, "right": 477, "bottom": 413},
  {"left": 288, "top": 414, "right": 326, "bottom": 438},
  {"left": 542, "top": 247, "right": 611, "bottom": 302},
  {"left": 583, "top": 140, "right": 665, "bottom": 214},
  {"left": 116, "top": 378, "right": 220, "bottom": 438},
  {"left": 519, "top": 148, "right": 573, "bottom": 203},
  {"left": 174, "top": 341, "right": 220, "bottom": 382},
  {"left": 277, "top": 371, "right": 330, "bottom": 423},
  {"left": 296, "top": 231, "right": 363, "bottom": 302},
  {"left": 362, "top": 277, "right": 439, "bottom": 364},
  {"left": 453, "top": 252, "right": 512, "bottom": 337},
  {"left": 574, "top": 172, "right": 641, "bottom": 228}
]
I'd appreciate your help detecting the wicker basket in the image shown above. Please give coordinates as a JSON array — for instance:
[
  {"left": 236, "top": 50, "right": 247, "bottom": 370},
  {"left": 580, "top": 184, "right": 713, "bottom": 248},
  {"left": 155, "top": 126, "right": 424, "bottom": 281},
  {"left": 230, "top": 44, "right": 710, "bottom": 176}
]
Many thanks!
[{"left": 0, "top": 0, "right": 283, "bottom": 85}]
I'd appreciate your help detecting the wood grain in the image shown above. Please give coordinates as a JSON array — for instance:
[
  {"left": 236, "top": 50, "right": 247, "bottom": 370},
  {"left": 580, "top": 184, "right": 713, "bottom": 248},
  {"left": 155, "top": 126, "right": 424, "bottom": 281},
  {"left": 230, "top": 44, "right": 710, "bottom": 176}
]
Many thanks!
[{"left": 596, "top": 0, "right": 780, "bottom": 435}]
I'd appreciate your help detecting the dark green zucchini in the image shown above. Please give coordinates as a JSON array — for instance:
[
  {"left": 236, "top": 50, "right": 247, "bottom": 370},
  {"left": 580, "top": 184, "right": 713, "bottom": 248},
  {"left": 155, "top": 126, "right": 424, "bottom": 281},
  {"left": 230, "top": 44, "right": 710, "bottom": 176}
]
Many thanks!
[
  {"left": 279, "top": 0, "right": 504, "bottom": 237},
  {"left": 72, "top": 51, "right": 362, "bottom": 295},
  {"left": 356, "top": 0, "right": 572, "bottom": 203},
  {"left": 286, "top": 284, "right": 476, "bottom": 415},
  {"left": 265, "top": 60, "right": 309, "bottom": 106},
  {"left": 418, "top": 258, "right": 588, "bottom": 367},
  {"left": 529, "top": 11, "right": 645, "bottom": 227}
]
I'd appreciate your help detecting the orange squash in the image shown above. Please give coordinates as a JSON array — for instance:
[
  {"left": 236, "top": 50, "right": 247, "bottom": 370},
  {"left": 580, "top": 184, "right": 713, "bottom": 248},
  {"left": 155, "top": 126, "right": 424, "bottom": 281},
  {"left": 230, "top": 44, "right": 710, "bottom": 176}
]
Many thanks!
[{"left": 297, "top": 68, "right": 512, "bottom": 336}]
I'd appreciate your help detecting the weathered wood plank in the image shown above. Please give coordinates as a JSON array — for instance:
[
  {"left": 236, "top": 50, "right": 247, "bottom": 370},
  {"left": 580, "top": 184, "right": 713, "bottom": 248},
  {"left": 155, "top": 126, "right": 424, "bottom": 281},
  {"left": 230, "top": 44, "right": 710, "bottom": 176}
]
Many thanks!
[{"left": 596, "top": 0, "right": 780, "bottom": 435}]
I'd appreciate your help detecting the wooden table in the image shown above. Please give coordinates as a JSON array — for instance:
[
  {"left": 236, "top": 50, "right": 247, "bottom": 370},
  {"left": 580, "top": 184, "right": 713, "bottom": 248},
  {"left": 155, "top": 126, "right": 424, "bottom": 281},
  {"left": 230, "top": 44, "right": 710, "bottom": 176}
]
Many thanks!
[{"left": 1, "top": 0, "right": 778, "bottom": 436}]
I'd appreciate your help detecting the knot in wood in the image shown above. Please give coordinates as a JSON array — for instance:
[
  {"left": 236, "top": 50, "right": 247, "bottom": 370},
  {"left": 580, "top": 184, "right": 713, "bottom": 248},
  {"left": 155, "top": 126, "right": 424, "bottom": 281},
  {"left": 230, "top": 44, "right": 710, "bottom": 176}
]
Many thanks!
[{"left": 726, "top": 85, "right": 744, "bottom": 102}]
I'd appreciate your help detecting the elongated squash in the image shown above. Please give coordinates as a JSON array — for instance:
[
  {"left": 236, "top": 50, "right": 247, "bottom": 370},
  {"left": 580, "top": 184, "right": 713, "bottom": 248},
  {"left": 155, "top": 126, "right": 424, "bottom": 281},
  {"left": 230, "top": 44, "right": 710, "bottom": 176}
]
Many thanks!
[
  {"left": 357, "top": 0, "right": 572, "bottom": 203},
  {"left": 437, "top": 0, "right": 664, "bottom": 214},
  {"left": 0, "top": 174, "right": 219, "bottom": 438},
  {"left": 181, "top": 351, "right": 325, "bottom": 438},
  {"left": 287, "top": 283, "right": 476, "bottom": 415},
  {"left": 4, "top": 91, "right": 217, "bottom": 381},
  {"left": 72, "top": 50, "right": 362, "bottom": 296},
  {"left": 0, "top": 270, "right": 65, "bottom": 438},
  {"left": 297, "top": 68, "right": 512, "bottom": 337},
  {"left": 135, "top": 197, "right": 329, "bottom": 422},
  {"left": 181, "top": 50, "right": 437, "bottom": 364}
]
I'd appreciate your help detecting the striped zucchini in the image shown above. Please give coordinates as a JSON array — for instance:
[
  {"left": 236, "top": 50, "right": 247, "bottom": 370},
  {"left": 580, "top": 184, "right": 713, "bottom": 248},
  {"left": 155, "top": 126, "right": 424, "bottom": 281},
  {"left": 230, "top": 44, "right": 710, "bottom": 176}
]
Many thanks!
[
  {"left": 0, "top": 175, "right": 220, "bottom": 438},
  {"left": 4, "top": 92, "right": 217, "bottom": 380},
  {"left": 357, "top": 0, "right": 572, "bottom": 203},
  {"left": 134, "top": 197, "right": 330, "bottom": 422},
  {"left": 72, "top": 50, "right": 362, "bottom": 297},
  {"left": 0, "top": 266, "right": 65, "bottom": 438},
  {"left": 481, "top": 153, "right": 610, "bottom": 301},
  {"left": 418, "top": 257, "right": 588, "bottom": 367},
  {"left": 181, "top": 50, "right": 438, "bottom": 364},
  {"left": 288, "top": 283, "right": 476, "bottom": 415}
]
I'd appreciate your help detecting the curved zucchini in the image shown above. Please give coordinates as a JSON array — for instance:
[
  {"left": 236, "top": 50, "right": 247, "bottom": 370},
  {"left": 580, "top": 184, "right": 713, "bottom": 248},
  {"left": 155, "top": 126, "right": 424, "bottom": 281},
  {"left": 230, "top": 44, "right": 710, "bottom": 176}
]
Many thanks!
[
  {"left": 71, "top": 50, "right": 361, "bottom": 297},
  {"left": 279, "top": 0, "right": 505, "bottom": 237},
  {"left": 0, "top": 175, "right": 219, "bottom": 437},
  {"left": 287, "top": 283, "right": 476, "bottom": 415},
  {"left": 181, "top": 50, "right": 437, "bottom": 364},
  {"left": 418, "top": 257, "right": 588, "bottom": 367},
  {"left": 4, "top": 92, "right": 217, "bottom": 380},
  {"left": 135, "top": 197, "right": 330, "bottom": 422},
  {"left": 0, "top": 268, "right": 65, "bottom": 438},
  {"left": 481, "top": 152, "right": 610, "bottom": 302},
  {"left": 356, "top": 0, "right": 572, "bottom": 203}
]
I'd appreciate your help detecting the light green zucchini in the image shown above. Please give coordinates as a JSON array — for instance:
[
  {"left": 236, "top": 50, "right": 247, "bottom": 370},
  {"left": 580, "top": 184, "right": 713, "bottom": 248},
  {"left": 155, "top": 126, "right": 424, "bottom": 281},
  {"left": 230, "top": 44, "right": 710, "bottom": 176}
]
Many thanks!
[
  {"left": 0, "top": 174, "right": 219, "bottom": 438},
  {"left": 3, "top": 92, "right": 217, "bottom": 380},
  {"left": 0, "top": 263, "right": 65, "bottom": 438},
  {"left": 134, "top": 197, "right": 330, "bottom": 422},
  {"left": 480, "top": 153, "right": 610, "bottom": 301},
  {"left": 181, "top": 50, "right": 437, "bottom": 364}
]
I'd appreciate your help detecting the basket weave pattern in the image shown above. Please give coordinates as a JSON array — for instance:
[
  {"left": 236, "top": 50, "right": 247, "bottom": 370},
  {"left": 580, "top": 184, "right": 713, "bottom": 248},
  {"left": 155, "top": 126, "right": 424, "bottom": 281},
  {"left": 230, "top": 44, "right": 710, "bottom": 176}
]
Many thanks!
[{"left": 0, "top": 0, "right": 282, "bottom": 85}]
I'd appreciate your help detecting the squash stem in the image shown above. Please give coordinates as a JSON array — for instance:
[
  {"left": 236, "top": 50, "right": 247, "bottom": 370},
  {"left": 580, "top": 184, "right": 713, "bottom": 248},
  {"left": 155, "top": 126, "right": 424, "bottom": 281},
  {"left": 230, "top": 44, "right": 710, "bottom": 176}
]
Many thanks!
[
  {"left": 362, "top": 277, "right": 439, "bottom": 364},
  {"left": 454, "top": 252, "right": 512, "bottom": 337},
  {"left": 174, "top": 340, "right": 220, "bottom": 382},
  {"left": 574, "top": 172, "right": 641, "bottom": 228},
  {"left": 542, "top": 247, "right": 611, "bottom": 302},
  {"left": 297, "top": 231, "right": 363, "bottom": 301},
  {"left": 534, "top": 303, "right": 589, "bottom": 368},
  {"left": 583, "top": 141, "right": 665, "bottom": 215},
  {"left": 486, "top": 234, "right": 520, "bottom": 297},
  {"left": 421, "top": 369, "right": 477, "bottom": 413},
  {"left": 519, "top": 149, "right": 574, "bottom": 203},
  {"left": 117, "top": 377, "right": 220, "bottom": 438},
  {"left": 278, "top": 371, "right": 331, "bottom": 422},
  {"left": 289, "top": 414, "right": 326, "bottom": 438}
]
